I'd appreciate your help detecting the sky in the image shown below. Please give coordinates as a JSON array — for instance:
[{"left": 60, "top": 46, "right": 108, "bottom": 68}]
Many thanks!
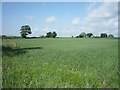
[{"left": 2, "top": 2, "right": 118, "bottom": 37}]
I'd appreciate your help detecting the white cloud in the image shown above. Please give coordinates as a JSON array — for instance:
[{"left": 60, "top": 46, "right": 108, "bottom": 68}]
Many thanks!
[
  {"left": 81, "top": 2, "right": 118, "bottom": 36},
  {"left": 30, "top": 27, "right": 58, "bottom": 37},
  {"left": 29, "top": 2, "right": 118, "bottom": 37},
  {"left": 57, "top": 2, "right": 118, "bottom": 37},
  {"left": 30, "top": 28, "right": 45, "bottom": 37},
  {"left": 25, "top": 16, "right": 34, "bottom": 20},
  {"left": 87, "top": 2, "right": 97, "bottom": 13},
  {"left": 31, "top": 28, "right": 40, "bottom": 35},
  {"left": 46, "top": 16, "right": 57, "bottom": 23},
  {"left": 72, "top": 17, "right": 80, "bottom": 25},
  {"left": 85, "top": 3, "right": 117, "bottom": 21}
]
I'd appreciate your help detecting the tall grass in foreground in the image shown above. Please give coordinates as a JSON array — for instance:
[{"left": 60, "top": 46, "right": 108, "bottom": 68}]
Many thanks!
[{"left": 2, "top": 38, "right": 119, "bottom": 88}]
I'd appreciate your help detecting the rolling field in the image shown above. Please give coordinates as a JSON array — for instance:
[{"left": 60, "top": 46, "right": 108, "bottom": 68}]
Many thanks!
[{"left": 2, "top": 38, "right": 119, "bottom": 88}]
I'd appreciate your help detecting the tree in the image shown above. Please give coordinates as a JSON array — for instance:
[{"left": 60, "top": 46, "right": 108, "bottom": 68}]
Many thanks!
[
  {"left": 1, "top": 35, "right": 7, "bottom": 39},
  {"left": 79, "top": 32, "right": 86, "bottom": 38},
  {"left": 46, "top": 32, "right": 53, "bottom": 38},
  {"left": 46, "top": 31, "right": 57, "bottom": 38},
  {"left": 101, "top": 33, "right": 107, "bottom": 38},
  {"left": 86, "top": 33, "right": 93, "bottom": 37},
  {"left": 20, "top": 25, "right": 32, "bottom": 38},
  {"left": 108, "top": 34, "right": 114, "bottom": 37},
  {"left": 53, "top": 31, "right": 57, "bottom": 38}
]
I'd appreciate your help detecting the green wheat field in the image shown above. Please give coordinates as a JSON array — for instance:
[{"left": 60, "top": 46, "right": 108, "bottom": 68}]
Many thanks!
[{"left": 2, "top": 38, "right": 119, "bottom": 88}]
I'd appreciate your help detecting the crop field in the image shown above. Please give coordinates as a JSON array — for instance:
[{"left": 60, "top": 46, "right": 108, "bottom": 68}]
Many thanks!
[{"left": 2, "top": 38, "right": 119, "bottom": 88}]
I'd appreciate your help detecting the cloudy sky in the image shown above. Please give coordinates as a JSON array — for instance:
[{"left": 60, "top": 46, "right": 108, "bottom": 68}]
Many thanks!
[{"left": 2, "top": 2, "right": 118, "bottom": 37}]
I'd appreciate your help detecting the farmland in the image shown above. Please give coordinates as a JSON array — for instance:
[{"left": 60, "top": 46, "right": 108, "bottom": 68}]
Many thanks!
[{"left": 2, "top": 38, "right": 119, "bottom": 88}]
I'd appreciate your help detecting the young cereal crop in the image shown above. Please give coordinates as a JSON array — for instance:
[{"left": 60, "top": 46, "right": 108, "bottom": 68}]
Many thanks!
[{"left": 2, "top": 38, "right": 119, "bottom": 88}]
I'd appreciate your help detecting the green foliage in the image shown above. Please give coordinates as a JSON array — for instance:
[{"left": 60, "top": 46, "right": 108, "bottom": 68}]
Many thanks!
[
  {"left": 53, "top": 32, "right": 57, "bottom": 38},
  {"left": 2, "top": 38, "right": 118, "bottom": 88},
  {"left": 2, "top": 35, "right": 7, "bottom": 38},
  {"left": 86, "top": 33, "right": 93, "bottom": 37},
  {"left": 0, "top": 35, "right": 7, "bottom": 39},
  {"left": 79, "top": 32, "right": 86, "bottom": 38},
  {"left": 46, "top": 32, "right": 53, "bottom": 38},
  {"left": 108, "top": 34, "right": 114, "bottom": 37},
  {"left": 101, "top": 33, "right": 107, "bottom": 38},
  {"left": 46, "top": 31, "right": 57, "bottom": 38},
  {"left": 20, "top": 25, "right": 32, "bottom": 38},
  {"left": 0, "top": 35, "right": 22, "bottom": 39}
]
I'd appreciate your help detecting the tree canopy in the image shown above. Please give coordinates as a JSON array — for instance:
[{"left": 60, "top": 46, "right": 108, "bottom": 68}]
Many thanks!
[
  {"left": 101, "top": 33, "right": 107, "bottom": 38},
  {"left": 108, "top": 34, "right": 114, "bottom": 37},
  {"left": 46, "top": 31, "right": 57, "bottom": 38},
  {"left": 20, "top": 25, "right": 32, "bottom": 38},
  {"left": 53, "top": 32, "right": 57, "bottom": 38},
  {"left": 86, "top": 33, "right": 93, "bottom": 37},
  {"left": 79, "top": 32, "right": 86, "bottom": 38}
]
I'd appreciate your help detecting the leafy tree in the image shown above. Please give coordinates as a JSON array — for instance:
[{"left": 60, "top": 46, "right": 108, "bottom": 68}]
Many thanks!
[
  {"left": 53, "top": 31, "right": 57, "bottom": 38},
  {"left": 79, "top": 32, "right": 86, "bottom": 38},
  {"left": 46, "top": 31, "right": 57, "bottom": 38},
  {"left": 2, "top": 35, "right": 7, "bottom": 37},
  {"left": 1, "top": 35, "right": 7, "bottom": 39},
  {"left": 46, "top": 32, "right": 53, "bottom": 38},
  {"left": 86, "top": 33, "right": 93, "bottom": 37},
  {"left": 101, "top": 33, "right": 107, "bottom": 38},
  {"left": 20, "top": 25, "right": 32, "bottom": 38},
  {"left": 108, "top": 34, "right": 114, "bottom": 37}
]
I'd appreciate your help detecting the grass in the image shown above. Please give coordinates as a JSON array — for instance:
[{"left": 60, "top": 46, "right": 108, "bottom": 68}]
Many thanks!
[{"left": 2, "top": 38, "right": 119, "bottom": 88}]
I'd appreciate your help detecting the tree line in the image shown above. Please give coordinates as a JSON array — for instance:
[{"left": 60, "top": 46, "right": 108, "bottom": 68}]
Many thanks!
[
  {"left": 18, "top": 25, "right": 114, "bottom": 38},
  {"left": 20, "top": 25, "right": 57, "bottom": 38},
  {"left": 75, "top": 32, "right": 114, "bottom": 38}
]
